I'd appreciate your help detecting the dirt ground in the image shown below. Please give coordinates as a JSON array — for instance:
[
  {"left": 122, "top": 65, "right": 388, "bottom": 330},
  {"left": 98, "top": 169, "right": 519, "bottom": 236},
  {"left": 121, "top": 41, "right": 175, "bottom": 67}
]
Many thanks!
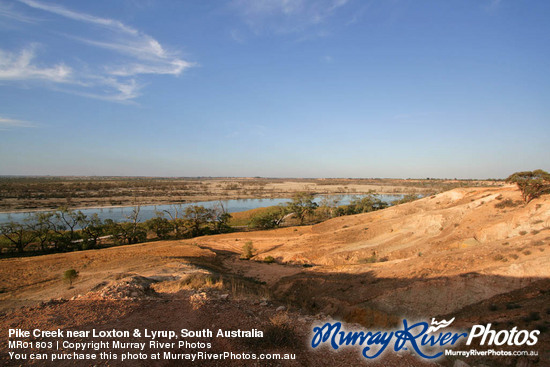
[{"left": 1, "top": 185, "right": 549, "bottom": 366}]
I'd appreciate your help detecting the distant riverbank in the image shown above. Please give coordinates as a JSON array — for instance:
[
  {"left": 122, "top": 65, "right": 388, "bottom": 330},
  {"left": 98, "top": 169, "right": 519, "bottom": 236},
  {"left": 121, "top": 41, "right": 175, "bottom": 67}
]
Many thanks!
[{"left": 0, "top": 176, "right": 497, "bottom": 211}]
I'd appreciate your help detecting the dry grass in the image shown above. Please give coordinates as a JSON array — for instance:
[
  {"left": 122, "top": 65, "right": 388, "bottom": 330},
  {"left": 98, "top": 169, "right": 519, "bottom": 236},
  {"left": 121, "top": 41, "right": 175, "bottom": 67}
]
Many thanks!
[
  {"left": 255, "top": 312, "right": 298, "bottom": 347},
  {"left": 152, "top": 273, "right": 223, "bottom": 293},
  {"left": 495, "top": 199, "right": 522, "bottom": 209},
  {"left": 153, "top": 272, "right": 271, "bottom": 301},
  {"left": 179, "top": 273, "right": 224, "bottom": 290}
]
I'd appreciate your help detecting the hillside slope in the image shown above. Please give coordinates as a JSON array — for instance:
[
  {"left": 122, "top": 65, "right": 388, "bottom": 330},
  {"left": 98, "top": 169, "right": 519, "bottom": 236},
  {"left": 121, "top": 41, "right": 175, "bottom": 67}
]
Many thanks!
[{"left": 185, "top": 185, "right": 549, "bottom": 319}]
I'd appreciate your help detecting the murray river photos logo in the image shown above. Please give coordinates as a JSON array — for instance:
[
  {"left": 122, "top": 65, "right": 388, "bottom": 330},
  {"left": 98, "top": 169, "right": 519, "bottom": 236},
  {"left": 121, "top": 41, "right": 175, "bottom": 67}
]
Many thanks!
[{"left": 310, "top": 317, "right": 540, "bottom": 360}]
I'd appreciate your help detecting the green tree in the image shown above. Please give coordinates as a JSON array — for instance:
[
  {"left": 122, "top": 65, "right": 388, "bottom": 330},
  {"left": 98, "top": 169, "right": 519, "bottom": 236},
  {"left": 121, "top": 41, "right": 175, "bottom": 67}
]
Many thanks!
[
  {"left": 506, "top": 169, "right": 550, "bottom": 203},
  {"left": 0, "top": 220, "right": 36, "bottom": 253},
  {"left": 184, "top": 205, "right": 213, "bottom": 236},
  {"left": 162, "top": 205, "right": 186, "bottom": 238},
  {"left": 145, "top": 214, "right": 173, "bottom": 240},
  {"left": 102, "top": 211, "right": 146, "bottom": 245},
  {"left": 125, "top": 222, "right": 147, "bottom": 244},
  {"left": 80, "top": 214, "right": 105, "bottom": 249},
  {"left": 43, "top": 210, "right": 71, "bottom": 251},
  {"left": 103, "top": 219, "right": 125, "bottom": 245},
  {"left": 335, "top": 194, "right": 388, "bottom": 216},
  {"left": 287, "top": 192, "right": 318, "bottom": 224},
  {"left": 104, "top": 220, "right": 146, "bottom": 245},
  {"left": 211, "top": 202, "right": 232, "bottom": 233},
  {"left": 250, "top": 205, "right": 289, "bottom": 229},
  {"left": 318, "top": 195, "right": 342, "bottom": 220},
  {"left": 340, "top": 194, "right": 388, "bottom": 215},
  {"left": 53, "top": 207, "right": 86, "bottom": 250},
  {"left": 29, "top": 212, "right": 55, "bottom": 252},
  {"left": 391, "top": 194, "right": 420, "bottom": 206},
  {"left": 124, "top": 206, "right": 147, "bottom": 244}
]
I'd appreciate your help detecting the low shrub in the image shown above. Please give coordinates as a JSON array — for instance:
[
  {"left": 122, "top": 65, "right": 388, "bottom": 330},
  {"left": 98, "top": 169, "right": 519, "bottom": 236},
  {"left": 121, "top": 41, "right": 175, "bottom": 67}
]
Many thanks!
[
  {"left": 495, "top": 199, "right": 521, "bottom": 209},
  {"left": 241, "top": 241, "right": 256, "bottom": 260},
  {"left": 262, "top": 312, "right": 298, "bottom": 347},
  {"left": 63, "top": 269, "right": 79, "bottom": 288},
  {"left": 179, "top": 273, "right": 222, "bottom": 290},
  {"left": 358, "top": 256, "right": 378, "bottom": 264}
]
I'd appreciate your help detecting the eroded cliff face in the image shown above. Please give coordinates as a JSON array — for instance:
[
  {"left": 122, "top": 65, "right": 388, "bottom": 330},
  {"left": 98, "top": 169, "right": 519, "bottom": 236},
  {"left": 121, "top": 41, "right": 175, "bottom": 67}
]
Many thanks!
[{"left": 219, "top": 185, "right": 550, "bottom": 320}]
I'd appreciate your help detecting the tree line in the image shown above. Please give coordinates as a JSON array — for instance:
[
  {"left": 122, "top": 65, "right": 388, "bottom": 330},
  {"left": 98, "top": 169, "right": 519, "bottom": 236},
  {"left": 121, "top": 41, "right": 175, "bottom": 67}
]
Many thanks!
[
  {"left": 0, "top": 192, "right": 420, "bottom": 256},
  {"left": 0, "top": 204, "right": 231, "bottom": 255},
  {"left": 247, "top": 192, "right": 417, "bottom": 229}
]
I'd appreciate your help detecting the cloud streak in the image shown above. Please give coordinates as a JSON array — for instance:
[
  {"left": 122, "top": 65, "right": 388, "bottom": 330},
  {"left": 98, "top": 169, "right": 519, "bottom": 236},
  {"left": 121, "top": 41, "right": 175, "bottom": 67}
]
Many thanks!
[
  {"left": 0, "top": 2, "right": 40, "bottom": 23},
  {"left": 0, "top": 45, "right": 71, "bottom": 82},
  {"left": 0, "top": 44, "right": 143, "bottom": 102},
  {"left": 0, "top": 116, "right": 37, "bottom": 130},
  {"left": 233, "top": 0, "right": 349, "bottom": 34},
  {"left": 18, "top": 0, "right": 139, "bottom": 35},
  {"left": 2, "top": 0, "right": 194, "bottom": 101}
]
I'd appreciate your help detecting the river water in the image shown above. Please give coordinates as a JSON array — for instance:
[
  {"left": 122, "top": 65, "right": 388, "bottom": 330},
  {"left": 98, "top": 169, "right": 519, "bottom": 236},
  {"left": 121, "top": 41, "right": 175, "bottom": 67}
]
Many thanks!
[{"left": 0, "top": 194, "right": 403, "bottom": 225}]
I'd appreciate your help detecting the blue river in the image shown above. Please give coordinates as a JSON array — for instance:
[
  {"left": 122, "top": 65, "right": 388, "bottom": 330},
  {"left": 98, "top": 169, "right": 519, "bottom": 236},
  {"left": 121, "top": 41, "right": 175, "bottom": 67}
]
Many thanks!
[{"left": 0, "top": 194, "right": 403, "bottom": 225}]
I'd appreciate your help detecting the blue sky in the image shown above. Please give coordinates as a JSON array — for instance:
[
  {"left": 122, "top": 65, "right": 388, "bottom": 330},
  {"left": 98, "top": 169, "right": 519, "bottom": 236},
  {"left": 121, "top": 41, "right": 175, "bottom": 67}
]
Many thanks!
[{"left": 0, "top": 0, "right": 548, "bottom": 178}]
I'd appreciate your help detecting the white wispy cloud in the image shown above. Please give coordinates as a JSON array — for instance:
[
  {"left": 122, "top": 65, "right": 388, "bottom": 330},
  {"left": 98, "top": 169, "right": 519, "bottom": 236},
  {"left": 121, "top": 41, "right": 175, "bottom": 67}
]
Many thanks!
[
  {"left": 2, "top": 0, "right": 194, "bottom": 102},
  {"left": 18, "top": 0, "right": 192, "bottom": 76},
  {"left": 0, "top": 45, "right": 71, "bottom": 82},
  {"left": 0, "top": 116, "right": 37, "bottom": 130},
  {"left": 0, "top": 2, "right": 40, "bottom": 23},
  {"left": 0, "top": 45, "right": 141, "bottom": 102},
  {"left": 70, "top": 76, "right": 142, "bottom": 102},
  {"left": 65, "top": 35, "right": 194, "bottom": 77},
  {"left": 233, "top": 0, "right": 349, "bottom": 34},
  {"left": 18, "top": 0, "right": 139, "bottom": 35},
  {"left": 107, "top": 60, "right": 191, "bottom": 77}
]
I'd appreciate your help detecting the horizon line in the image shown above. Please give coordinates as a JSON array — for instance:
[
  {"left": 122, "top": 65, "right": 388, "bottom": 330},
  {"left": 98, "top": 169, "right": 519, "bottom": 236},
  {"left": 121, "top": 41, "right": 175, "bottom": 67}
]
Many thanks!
[{"left": 0, "top": 175, "right": 506, "bottom": 181}]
